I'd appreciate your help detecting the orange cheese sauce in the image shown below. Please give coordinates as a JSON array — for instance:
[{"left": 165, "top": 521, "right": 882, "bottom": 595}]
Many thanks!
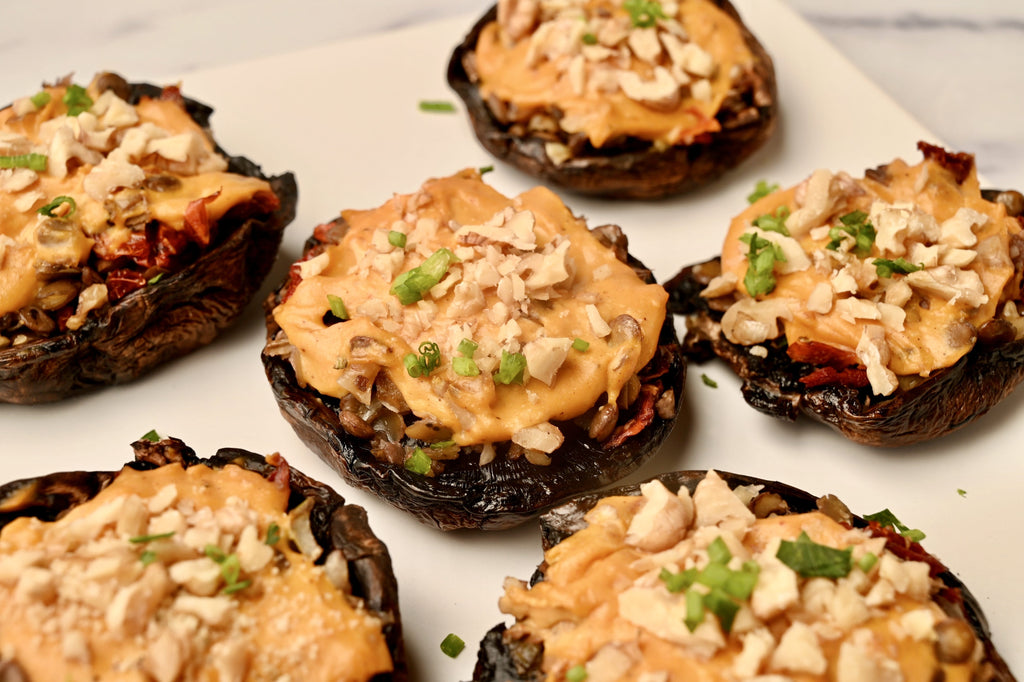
[
  {"left": 474, "top": 0, "right": 754, "bottom": 147},
  {"left": 0, "top": 463, "right": 393, "bottom": 682},
  {"left": 501, "top": 495, "right": 977, "bottom": 681},
  {"left": 718, "top": 157, "right": 1021, "bottom": 378},
  {"left": 273, "top": 170, "right": 667, "bottom": 446}
]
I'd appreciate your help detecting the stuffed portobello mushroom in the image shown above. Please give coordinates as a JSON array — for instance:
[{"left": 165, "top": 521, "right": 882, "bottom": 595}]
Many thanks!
[
  {"left": 473, "top": 470, "right": 1015, "bottom": 681},
  {"left": 666, "top": 142, "right": 1024, "bottom": 446},
  {"left": 0, "top": 72, "right": 297, "bottom": 403},
  {"left": 0, "top": 435, "right": 404, "bottom": 682},
  {"left": 262, "top": 169, "right": 684, "bottom": 530},
  {"left": 447, "top": 0, "right": 777, "bottom": 199}
]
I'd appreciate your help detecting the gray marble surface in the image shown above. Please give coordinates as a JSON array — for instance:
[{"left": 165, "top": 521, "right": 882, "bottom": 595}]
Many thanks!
[{"left": 3, "top": 1, "right": 1022, "bottom": 188}]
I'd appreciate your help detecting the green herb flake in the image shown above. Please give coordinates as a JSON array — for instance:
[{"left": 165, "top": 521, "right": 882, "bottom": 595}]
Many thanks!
[
  {"left": 419, "top": 100, "right": 456, "bottom": 113},
  {"left": 566, "top": 664, "right": 589, "bottom": 682},
  {"left": 864, "top": 509, "right": 926, "bottom": 542},
  {"left": 404, "top": 341, "right": 442, "bottom": 378},
  {"left": 751, "top": 205, "right": 790, "bottom": 235},
  {"left": 140, "top": 550, "right": 158, "bottom": 566},
  {"left": 37, "top": 195, "right": 76, "bottom": 218},
  {"left": 873, "top": 257, "right": 922, "bottom": 279},
  {"left": 701, "top": 373, "right": 718, "bottom": 388},
  {"left": 623, "top": 0, "right": 666, "bottom": 27},
  {"left": 957, "top": 488, "right": 967, "bottom": 498},
  {"left": 405, "top": 447, "right": 432, "bottom": 475},
  {"left": 707, "top": 536, "right": 732, "bottom": 565},
  {"left": 390, "top": 248, "right": 459, "bottom": 305},
  {"left": 204, "top": 544, "right": 228, "bottom": 563},
  {"left": 0, "top": 153, "right": 47, "bottom": 171},
  {"left": 221, "top": 579, "right": 252, "bottom": 595},
  {"left": 747, "top": 180, "right": 779, "bottom": 204},
  {"left": 440, "top": 633, "right": 466, "bottom": 658},
  {"left": 478, "top": 164, "right": 495, "bottom": 175},
  {"left": 140, "top": 429, "right": 161, "bottom": 442},
  {"left": 582, "top": 32, "right": 598, "bottom": 45},
  {"left": 265, "top": 522, "right": 280, "bottom": 546},
  {"left": 739, "top": 231, "right": 786, "bottom": 297},
  {"left": 30, "top": 90, "right": 51, "bottom": 109},
  {"left": 858, "top": 552, "right": 878, "bottom": 574},
  {"left": 430, "top": 440, "right": 456, "bottom": 449},
  {"left": 703, "top": 587, "right": 740, "bottom": 633},
  {"left": 457, "top": 338, "right": 479, "bottom": 357},
  {"left": 683, "top": 589, "right": 705, "bottom": 632},
  {"left": 494, "top": 350, "right": 527, "bottom": 385},
  {"left": 776, "top": 531, "right": 853, "bottom": 578},
  {"left": 62, "top": 84, "right": 93, "bottom": 116},
  {"left": 658, "top": 566, "right": 696, "bottom": 593},
  {"left": 147, "top": 273, "right": 164, "bottom": 285},
  {"left": 826, "top": 210, "right": 876, "bottom": 256},
  {"left": 129, "top": 531, "right": 175, "bottom": 544},
  {"left": 452, "top": 356, "right": 480, "bottom": 377},
  {"left": 388, "top": 230, "right": 407, "bottom": 248},
  {"left": 572, "top": 338, "right": 590, "bottom": 352},
  {"left": 327, "top": 293, "right": 349, "bottom": 321},
  {"left": 723, "top": 564, "right": 759, "bottom": 600},
  {"left": 695, "top": 561, "right": 731, "bottom": 589}
]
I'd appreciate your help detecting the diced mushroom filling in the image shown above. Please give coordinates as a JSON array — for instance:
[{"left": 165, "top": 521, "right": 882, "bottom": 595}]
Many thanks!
[
  {"left": 473, "top": 0, "right": 757, "bottom": 157},
  {"left": 0, "top": 74, "right": 278, "bottom": 347},
  {"left": 499, "top": 472, "right": 986, "bottom": 681},
  {"left": 271, "top": 170, "right": 669, "bottom": 470},
  {"left": 707, "top": 151, "right": 1023, "bottom": 396},
  {"left": 0, "top": 462, "right": 393, "bottom": 682}
]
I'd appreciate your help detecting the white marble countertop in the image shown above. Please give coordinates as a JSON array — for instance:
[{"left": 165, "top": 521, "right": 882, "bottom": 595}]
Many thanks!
[{"left": 2, "top": 2, "right": 1023, "bottom": 680}]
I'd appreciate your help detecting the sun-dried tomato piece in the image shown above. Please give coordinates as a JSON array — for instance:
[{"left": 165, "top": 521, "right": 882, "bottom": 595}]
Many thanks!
[
  {"left": 606, "top": 382, "right": 659, "bottom": 449},
  {"left": 918, "top": 141, "right": 974, "bottom": 185},
  {"left": 788, "top": 340, "right": 860, "bottom": 368},
  {"left": 151, "top": 223, "right": 191, "bottom": 271},
  {"left": 265, "top": 452, "right": 291, "bottom": 492},
  {"left": 800, "top": 366, "right": 870, "bottom": 389},
  {"left": 105, "top": 269, "right": 148, "bottom": 301},
  {"left": 93, "top": 231, "right": 151, "bottom": 265},
  {"left": 183, "top": 191, "right": 221, "bottom": 247}
]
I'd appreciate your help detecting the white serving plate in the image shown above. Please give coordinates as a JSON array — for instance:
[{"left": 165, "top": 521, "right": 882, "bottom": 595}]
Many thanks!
[{"left": 2, "top": 1, "right": 1020, "bottom": 679}]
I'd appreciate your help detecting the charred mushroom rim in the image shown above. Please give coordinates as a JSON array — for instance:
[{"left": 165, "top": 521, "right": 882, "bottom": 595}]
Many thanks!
[
  {"left": 473, "top": 470, "right": 1015, "bottom": 681},
  {"left": 262, "top": 169, "right": 684, "bottom": 530},
  {"left": 0, "top": 72, "right": 298, "bottom": 403},
  {"left": 447, "top": 0, "right": 777, "bottom": 199},
  {"left": 665, "top": 142, "right": 1024, "bottom": 446},
  {"left": 0, "top": 435, "right": 405, "bottom": 682}
]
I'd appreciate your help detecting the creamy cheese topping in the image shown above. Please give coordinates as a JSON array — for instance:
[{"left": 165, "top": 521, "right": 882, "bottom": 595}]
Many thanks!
[
  {"left": 474, "top": 0, "right": 755, "bottom": 152},
  {"left": 272, "top": 169, "right": 667, "bottom": 450},
  {"left": 500, "top": 472, "right": 984, "bottom": 681},
  {"left": 0, "top": 74, "right": 276, "bottom": 337},
  {"left": 707, "top": 153, "right": 1023, "bottom": 395},
  {"left": 0, "top": 462, "right": 393, "bottom": 682}
]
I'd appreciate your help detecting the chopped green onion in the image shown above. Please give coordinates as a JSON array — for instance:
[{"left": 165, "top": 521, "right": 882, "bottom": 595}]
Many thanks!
[
  {"left": 701, "top": 374, "right": 718, "bottom": 388},
  {"left": 740, "top": 231, "right": 786, "bottom": 297},
  {"left": 129, "top": 531, "right": 175, "bottom": 544},
  {"left": 419, "top": 100, "right": 456, "bottom": 113},
  {"left": 204, "top": 545, "right": 227, "bottom": 563},
  {"left": 405, "top": 447, "right": 432, "bottom": 475},
  {"left": 457, "top": 338, "right": 479, "bottom": 356},
  {"left": 140, "top": 550, "right": 158, "bottom": 566},
  {"left": 873, "top": 257, "right": 922, "bottom": 279},
  {"left": 858, "top": 552, "right": 878, "bottom": 574},
  {"left": 957, "top": 488, "right": 967, "bottom": 498},
  {"left": 430, "top": 440, "right": 456, "bottom": 449},
  {"left": 703, "top": 587, "right": 740, "bottom": 633},
  {"left": 863, "top": 509, "right": 926, "bottom": 542},
  {"left": 658, "top": 566, "right": 696, "bottom": 594},
  {"left": 390, "top": 248, "right": 459, "bottom": 305},
  {"left": 747, "top": 180, "right": 779, "bottom": 204},
  {"left": 776, "top": 531, "right": 852, "bottom": 578},
  {"left": 265, "top": 522, "right": 280, "bottom": 546},
  {"left": 751, "top": 205, "right": 790, "bottom": 235},
  {"left": 582, "top": 32, "right": 598, "bottom": 45},
  {"left": 140, "top": 429, "right": 160, "bottom": 442},
  {"left": 707, "top": 536, "right": 731, "bottom": 565},
  {"left": 683, "top": 589, "right": 705, "bottom": 632},
  {"left": 0, "top": 153, "right": 47, "bottom": 171},
  {"left": 695, "top": 561, "right": 731, "bottom": 589},
  {"left": 147, "top": 273, "right": 164, "bottom": 285},
  {"left": 827, "top": 210, "right": 876, "bottom": 256},
  {"left": 219, "top": 554, "right": 242, "bottom": 585},
  {"left": 571, "top": 338, "right": 590, "bottom": 352},
  {"left": 452, "top": 356, "right": 480, "bottom": 377},
  {"left": 494, "top": 350, "right": 527, "bottom": 385},
  {"left": 404, "top": 341, "right": 442, "bottom": 378},
  {"left": 566, "top": 665, "right": 588, "bottom": 682},
  {"left": 478, "top": 164, "right": 495, "bottom": 175},
  {"left": 388, "top": 230, "right": 407, "bottom": 248},
  {"left": 221, "top": 579, "right": 252, "bottom": 595},
  {"left": 37, "top": 195, "right": 76, "bottom": 218},
  {"left": 723, "top": 563, "right": 759, "bottom": 600},
  {"left": 30, "top": 90, "right": 51, "bottom": 109},
  {"left": 327, "top": 294, "right": 349, "bottom": 321},
  {"left": 62, "top": 84, "right": 93, "bottom": 116},
  {"left": 440, "top": 633, "right": 465, "bottom": 658},
  {"left": 623, "top": 0, "right": 666, "bottom": 27}
]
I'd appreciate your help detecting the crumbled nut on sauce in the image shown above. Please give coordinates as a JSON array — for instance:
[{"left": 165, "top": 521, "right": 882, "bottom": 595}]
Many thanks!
[
  {"left": 712, "top": 151, "right": 1022, "bottom": 396},
  {"left": 476, "top": 0, "right": 757, "bottom": 149},
  {"left": 0, "top": 463, "right": 392, "bottom": 681},
  {"left": 499, "top": 472, "right": 984, "bottom": 680}
]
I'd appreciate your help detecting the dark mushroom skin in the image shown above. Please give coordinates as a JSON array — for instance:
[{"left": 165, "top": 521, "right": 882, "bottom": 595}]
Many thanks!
[
  {"left": 262, "top": 217, "right": 685, "bottom": 531},
  {"left": 0, "top": 75, "right": 298, "bottom": 404},
  {"left": 446, "top": 1, "right": 777, "bottom": 200},
  {"left": 0, "top": 436, "right": 406, "bottom": 682},
  {"left": 472, "top": 470, "right": 1016, "bottom": 682}
]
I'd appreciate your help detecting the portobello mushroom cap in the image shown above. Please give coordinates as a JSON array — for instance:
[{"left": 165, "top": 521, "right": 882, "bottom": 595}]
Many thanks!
[
  {"left": 262, "top": 216, "right": 686, "bottom": 531},
  {"left": 472, "top": 470, "right": 1016, "bottom": 681},
  {"left": 0, "top": 75, "right": 298, "bottom": 404},
  {"left": 446, "top": 1, "right": 777, "bottom": 200},
  {"left": 0, "top": 436, "right": 406, "bottom": 682}
]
